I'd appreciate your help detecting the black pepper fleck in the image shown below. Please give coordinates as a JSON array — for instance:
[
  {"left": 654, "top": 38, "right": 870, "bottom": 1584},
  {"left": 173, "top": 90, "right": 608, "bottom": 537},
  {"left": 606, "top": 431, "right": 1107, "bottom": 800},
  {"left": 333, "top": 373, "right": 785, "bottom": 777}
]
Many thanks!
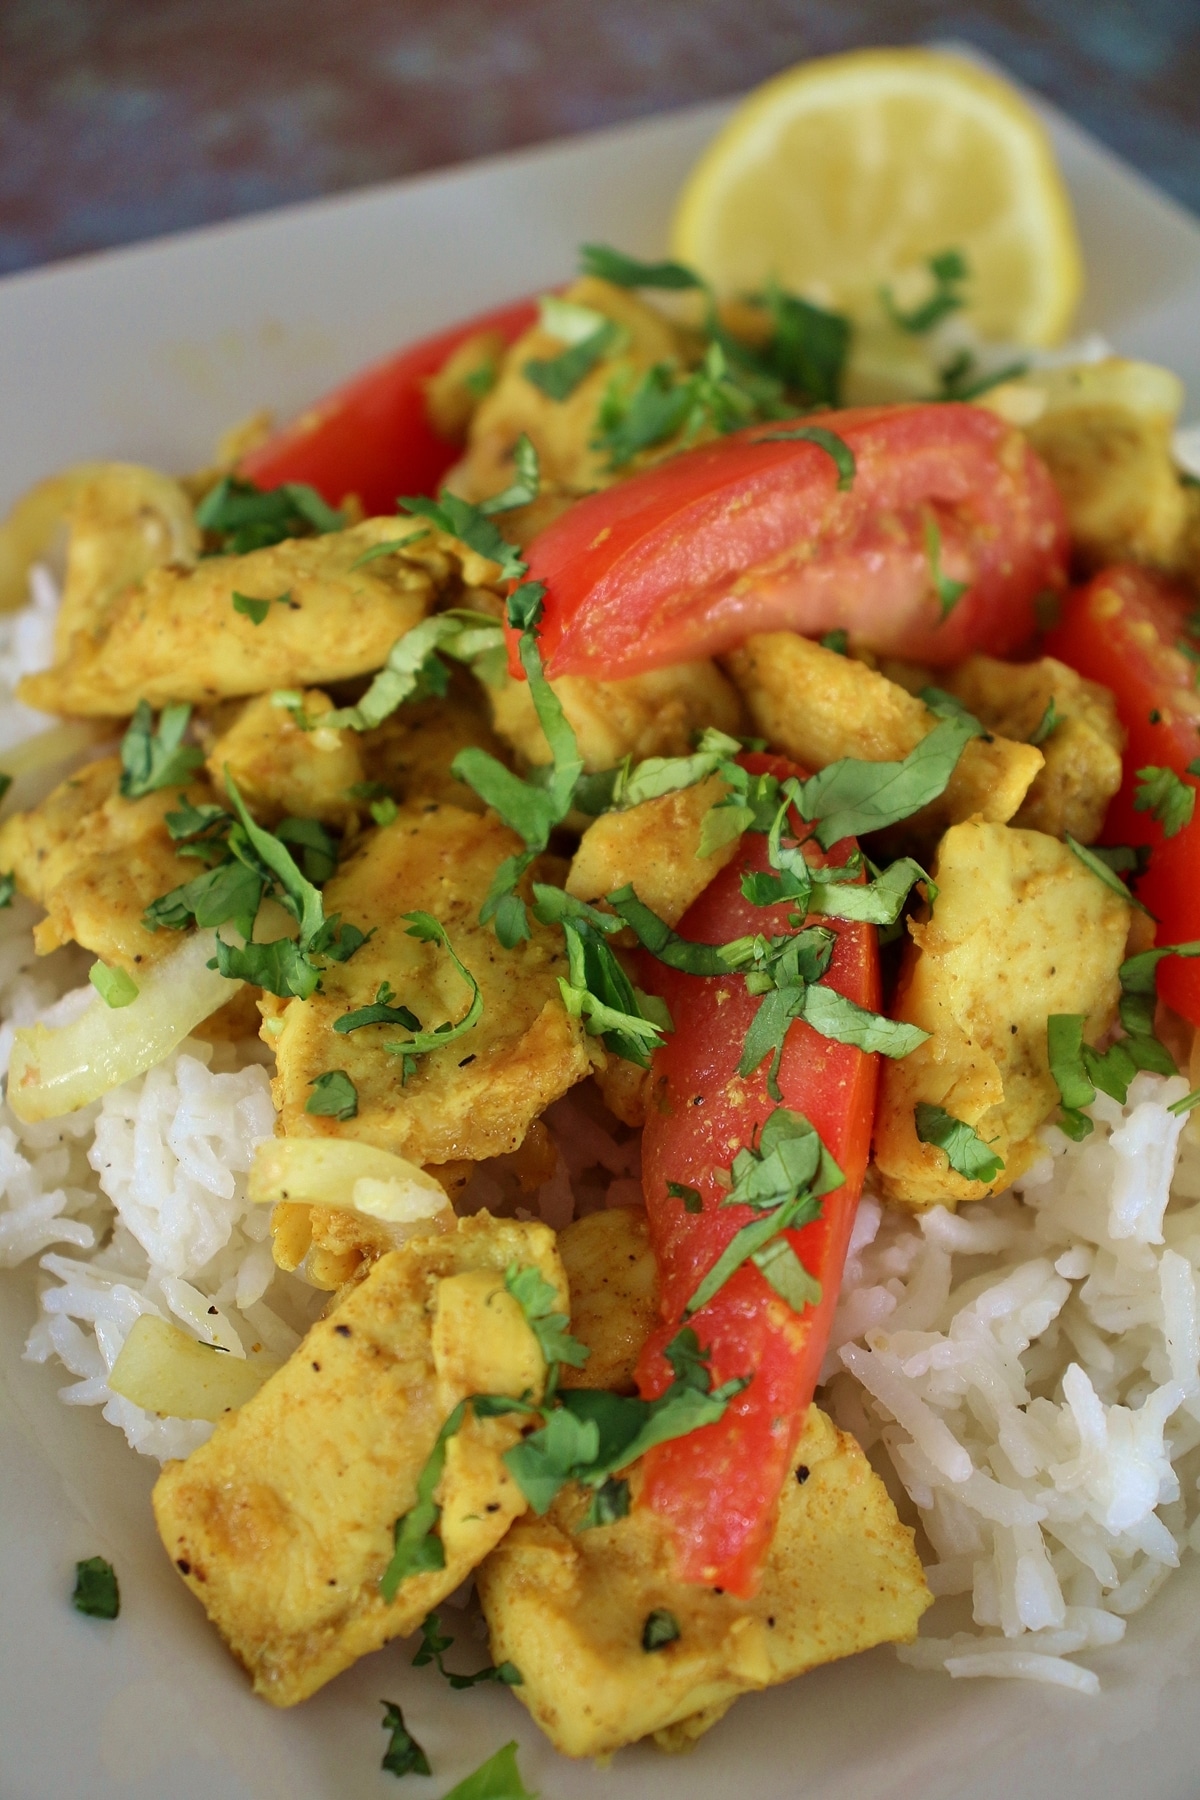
[
  {"left": 334, "top": 1323, "right": 351, "bottom": 1337},
  {"left": 311, "top": 1360, "right": 321, "bottom": 1372},
  {"left": 795, "top": 1465, "right": 810, "bottom": 1485},
  {"left": 176, "top": 1559, "right": 191, "bottom": 1575}
]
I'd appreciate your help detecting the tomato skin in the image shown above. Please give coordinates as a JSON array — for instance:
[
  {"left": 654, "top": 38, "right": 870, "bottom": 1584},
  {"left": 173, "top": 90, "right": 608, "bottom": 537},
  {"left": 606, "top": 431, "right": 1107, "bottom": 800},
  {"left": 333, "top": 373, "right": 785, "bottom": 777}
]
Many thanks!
[
  {"left": 519, "top": 403, "right": 1067, "bottom": 680},
  {"left": 1045, "top": 565, "right": 1200, "bottom": 1023},
  {"left": 237, "top": 296, "right": 540, "bottom": 514},
  {"left": 634, "top": 756, "right": 879, "bottom": 1596}
]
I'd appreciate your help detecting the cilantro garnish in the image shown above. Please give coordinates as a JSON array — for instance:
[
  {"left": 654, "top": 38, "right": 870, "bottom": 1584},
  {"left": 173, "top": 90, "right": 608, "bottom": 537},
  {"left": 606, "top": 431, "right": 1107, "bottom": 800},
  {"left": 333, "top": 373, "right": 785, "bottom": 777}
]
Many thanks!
[
  {"left": 231, "top": 589, "right": 293, "bottom": 625},
  {"left": 684, "top": 1108, "right": 838, "bottom": 1316},
  {"left": 583, "top": 1475, "right": 631, "bottom": 1528},
  {"left": 592, "top": 341, "right": 787, "bottom": 471},
  {"left": 370, "top": 796, "right": 399, "bottom": 826},
  {"left": 914, "top": 1102, "right": 1004, "bottom": 1183},
  {"left": 754, "top": 279, "right": 851, "bottom": 407},
  {"left": 505, "top": 1261, "right": 590, "bottom": 1371},
  {"left": 305, "top": 1069, "right": 358, "bottom": 1120},
  {"left": 791, "top": 714, "right": 980, "bottom": 846},
  {"left": 439, "top": 1742, "right": 536, "bottom": 1800},
  {"left": 935, "top": 349, "right": 1028, "bottom": 401},
  {"left": 641, "top": 1609, "right": 681, "bottom": 1652},
  {"left": 524, "top": 315, "right": 623, "bottom": 400},
  {"left": 751, "top": 423, "right": 856, "bottom": 490},
  {"left": 88, "top": 961, "right": 138, "bottom": 1008},
  {"left": 334, "top": 981, "right": 421, "bottom": 1035},
  {"left": 578, "top": 244, "right": 706, "bottom": 290},
  {"left": 0, "top": 871, "right": 14, "bottom": 909},
  {"left": 371, "top": 914, "right": 484, "bottom": 1084},
  {"left": 922, "top": 515, "right": 967, "bottom": 619},
  {"left": 381, "top": 1398, "right": 470, "bottom": 1598},
  {"left": 1028, "top": 695, "right": 1060, "bottom": 746},
  {"left": 882, "top": 248, "right": 969, "bottom": 334},
  {"left": 820, "top": 629, "right": 849, "bottom": 656},
  {"left": 72, "top": 1555, "right": 119, "bottom": 1619},
  {"left": 196, "top": 475, "right": 344, "bottom": 554},
  {"left": 532, "top": 885, "right": 669, "bottom": 1067},
  {"left": 1134, "top": 765, "right": 1196, "bottom": 838},
  {"left": 118, "top": 701, "right": 205, "bottom": 799},
  {"left": 384, "top": 437, "right": 538, "bottom": 583},
  {"left": 1066, "top": 833, "right": 1153, "bottom": 915},
  {"left": 379, "top": 1699, "right": 431, "bottom": 1779},
  {"left": 413, "top": 1610, "right": 522, "bottom": 1690},
  {"left": 302, "top": 610, "right": 506, "bottom": 735},
  {"left": 668, "top": 1180, "right": 703, "bottom": 1214}
]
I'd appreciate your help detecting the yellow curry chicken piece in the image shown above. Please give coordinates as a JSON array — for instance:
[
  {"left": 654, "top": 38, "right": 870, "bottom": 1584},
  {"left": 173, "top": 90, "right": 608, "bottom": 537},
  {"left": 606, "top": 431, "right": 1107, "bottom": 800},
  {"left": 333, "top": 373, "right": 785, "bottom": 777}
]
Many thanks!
[
  {"left": 203, "top": 689, "right": 366, "bottom": 828},
  {"left": 490, "top": 658, "right": 742, "bottom": 775},
  {"left": 567, "top": 774, "right": 740, "bottom": 926},
  {"left": 556, "top": 1207, "right": 661, "bottom": 1394},
  {"left": 263, "top": 802, "right": 595, "bottom": 1167},
  {"left": 0, "top": 754, "right": 218, "bottom": 972},
  {"left": 360, "top": 676, "right": 512, "bottom": 814},
  {"left": 17, "top": 517, "right": 495, "bottom": 717},
  {"left": 477, "top": 1407, "right": 931, "bottom": 1759},
  {"left": 944, "top": 654, "right": 1125, "bottom": 843},
  {"left": 724, "top": 632, "right": 1044, "bottom": 847},
  {"left": 874, "top": 820, "right": 1132, "bottom": 1207},
  {"left": 153, "top": 1213, "right": 563, "bottom": 1707}
]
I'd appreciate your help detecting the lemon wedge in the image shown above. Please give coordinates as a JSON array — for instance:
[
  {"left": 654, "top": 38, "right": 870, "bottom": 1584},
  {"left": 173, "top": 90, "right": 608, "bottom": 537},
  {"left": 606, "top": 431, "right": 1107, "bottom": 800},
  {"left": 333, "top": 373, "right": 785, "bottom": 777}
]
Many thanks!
[{"left": 671, "top": 48, "right": 1083, "bottom": 347}]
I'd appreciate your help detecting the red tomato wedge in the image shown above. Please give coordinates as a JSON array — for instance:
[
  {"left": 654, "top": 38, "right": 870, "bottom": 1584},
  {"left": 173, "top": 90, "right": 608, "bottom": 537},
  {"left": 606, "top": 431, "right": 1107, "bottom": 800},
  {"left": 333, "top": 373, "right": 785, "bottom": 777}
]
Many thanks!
[
  {"left": 1045, "top": 564, "right": 1200, "bottom": 1024},
  {"left": 238, "top": 295, "right": 540, "bottom": 514},
  {"left": 519, "top": 403, "right": 1067, "bottom": 680},
  {"left": 633, "top": 756, "right": 879, "bottom": 1596}
]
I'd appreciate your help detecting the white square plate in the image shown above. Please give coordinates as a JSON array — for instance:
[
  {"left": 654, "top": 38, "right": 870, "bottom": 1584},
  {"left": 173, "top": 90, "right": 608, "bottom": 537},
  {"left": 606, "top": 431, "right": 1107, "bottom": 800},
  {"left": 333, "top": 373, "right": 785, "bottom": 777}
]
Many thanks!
[{"left": 4, "top": 58, "right": 1200, "bottom": 1800}]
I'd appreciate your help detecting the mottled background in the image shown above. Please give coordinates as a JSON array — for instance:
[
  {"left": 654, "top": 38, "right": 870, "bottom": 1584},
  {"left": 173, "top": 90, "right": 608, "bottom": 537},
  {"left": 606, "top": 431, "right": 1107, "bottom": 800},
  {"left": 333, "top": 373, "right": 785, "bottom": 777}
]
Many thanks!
[{"left": 2, "top": 0, "right": 1197, "bottom": 277}]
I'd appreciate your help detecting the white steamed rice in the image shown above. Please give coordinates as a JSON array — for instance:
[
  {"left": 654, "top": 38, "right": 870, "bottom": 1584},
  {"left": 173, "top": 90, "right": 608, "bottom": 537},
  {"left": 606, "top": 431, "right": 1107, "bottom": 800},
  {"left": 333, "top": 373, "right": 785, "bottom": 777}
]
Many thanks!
[{"left": 1, "top": 564, "right": 1198, "bottom": 1694}]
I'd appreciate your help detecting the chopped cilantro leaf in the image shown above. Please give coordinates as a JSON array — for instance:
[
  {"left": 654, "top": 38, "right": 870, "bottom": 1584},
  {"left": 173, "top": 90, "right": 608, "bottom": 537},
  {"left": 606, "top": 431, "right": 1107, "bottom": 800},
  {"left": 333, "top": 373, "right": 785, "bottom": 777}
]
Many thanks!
[
  {"left": 232, "top": 589, "right": 292, "bottom": 625},
  {"left": 533, "top": 884, "right": 669, "bottom": 1067},
  {"left": 383, "top": 914, "right": 484, "bottom": 1080},
  {"left": 319, "top": 609, "right": 506, "bottom": 733},
  {"left": 382, "top": 1399, "right": 467, "bottom": 1598},
  {"left": 72, "top": 1555, "right": 119, "bottom": 1619},
  {"left": 274, "top": 815, "right": 338, "bottom": 884},
  {"left": 439, "top": 1741, "right": 537, "bottom": 1800},
  {"left": 756, "top": 281, "right": 851, "bottom": 407},
  {"left": 799, "top": 984, "right": 929, "bottom": 1058},
  {"left": 379, "top": 1699, "right": 431, "bottom": 1779},
  {"left": 413, "top": 1610, "right": 522, "bottom": 1690},
  {"left": 505, "top": 1261, "right": 590, "bottom": 1370},
  {"left": 1066, "top": 833, "right": 1153, "bottom": 914},
  {"left": 196, "top": 475, "right": 344, "bottom": 553},
  {"left": 582, "top": 1475, "right": 631, "bottom": 1528},
  {"left": 579, "top": 244, "right": 706, "bottom": 289},
  {"left": 752, "top": 423, "right": 856, "bottom": 489},
  {"left": 333, "top": 980, "right": 421, "bottom": 1035},
  {"left": 119, "top": 700, "right": 204, "bottom": 798},
  {"left": 642, "top": 1609, "right": 681, "bottom": 1652},
  {"left": 793, "top": 715, "right": 979, "bottom": 847},
  {"left": 1029, "top": 695, "right": 1060, "bottom": 746},
  {"left": 0, "top": 871, "right": 14, "bottom": 909},
  {"left": 882, "top": 248, "right": 968, "bottom": 334},
  {"left": 668, "top": 1180, "right": 704, "bottom": 1213},
  {"left": 370, "top": 796, "right": 398, "bottom": 826},
  {"left": 305, "top": 1069, "right": 358, "bottom": 1120},
  {"left": 936, "top": 349, "right": 1028, "bottom": 401},
  {"left": 1134, "top": 765, "right": 1196, "bottom": 838},
  {"left": 88, "top": 961, "right": 138, "bottom": 1008},
  {"left": 922, "top": 514, "right": 967, "bottom": 619},
  {"left": 914, "top": 1102, "right": 1004, "bottom": 1183},
  {"left": 820, "top": 629, "right": 849, "bottom": 656},
  {"left": 524, "top": 318, "right": 622, "bottom": 400}
]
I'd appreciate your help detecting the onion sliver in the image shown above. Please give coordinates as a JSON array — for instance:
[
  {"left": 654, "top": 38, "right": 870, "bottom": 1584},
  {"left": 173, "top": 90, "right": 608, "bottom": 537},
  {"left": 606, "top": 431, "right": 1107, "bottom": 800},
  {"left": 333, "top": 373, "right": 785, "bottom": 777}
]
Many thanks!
[
  {"left": 249, "top": 1136, "right": 453, "bottom": 1229},
  {"left": 7, "top": 929, "right": 239, "bottom": 1122},
  {"left": 108, "top": 1315, "right": 279, "bottom": 1421}
]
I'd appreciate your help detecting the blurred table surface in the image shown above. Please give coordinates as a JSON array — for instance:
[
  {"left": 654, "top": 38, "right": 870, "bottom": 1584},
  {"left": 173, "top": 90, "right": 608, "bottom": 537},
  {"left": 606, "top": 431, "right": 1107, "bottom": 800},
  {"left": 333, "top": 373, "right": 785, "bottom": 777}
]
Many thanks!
[{"left": 2, "top": 0, "right": 1198, "bottom": 278}]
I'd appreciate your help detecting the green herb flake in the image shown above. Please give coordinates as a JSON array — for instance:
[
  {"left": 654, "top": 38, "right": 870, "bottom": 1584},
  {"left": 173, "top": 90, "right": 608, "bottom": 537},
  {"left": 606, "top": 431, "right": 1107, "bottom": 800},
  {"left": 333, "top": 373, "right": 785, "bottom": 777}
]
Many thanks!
[
  {"left": 1029, "top": 696, "right": 1060, "bottom": 746},
  {"left": 305, "top": 1069, "right": 358, "bottom": 1121},
  {"left": 935, "top": 349, "right": 1029, "bottom": 401},
  {"left": 72, "top": 1555, "right": 119, "bottom": 1620},
  {"left": 0, "top": 772, "right": 12, "bottom": 805},
  {"left": 88, "top": 961, "right": 139, "bottom": 1009},
  {"left": 922, "top": 514, "right": 968, "bottom": 619},
  {"left": 196, "top": 475, "right": 345, "bottom": 554},
  {"left": 438, "top": 1740, "right": 537, "bottom": 1800},
  {"left": 319, "top": 609, "right": 507, "bottom": 733},
  {"left": 756, "top": 281, "right": 851, "bottom": 407},
  {"left": 413, "top": 1610, "right": 522, "bottom": 1691},
  {"left": 914, "top": 1102, "right": 1004, "bottom": 1183},
  {"left": 382, "top": 913, "right": 484, "bottom": 1081},
  {"left": 793, "top": 714, "right": 979, "bottom": 847},
  {"left": 752, "top": 423, "right": 856, "bottom": 490},
  {"left": 882, "top": 248, "right": 968, "bottom": 334},
  {"left": 1066, "top": 833, "right": 1153, "bottom": 915},
  {"left": 370, "top": 796, "right": 399, "bottom": 827},
  {"left": 581, "top": 1475, "right": 631, "bottom": 1528},
  {"left": 819, "top": 629, "right": 849, "bottom": 656},
  {"left": 232, "top": 588, "right": 292, "bottom": 625},
  {"left": 667, "top": 1180, "right": 704, "bottom": 1214},
  {"left": 579, "top": 243, "right": 706, "bottom": 290},
  {"left": 1134, "top": 765, "right": 1197, "bottom": 838},
  {"left": 642, "top": 1608, "right": 681, "bottom": 1652},
  {"left": 1168, "top": 1086, "right": 1200, "bottom": 1117},
  {"left": 380, "top": 1700, "right": 431, "bottom": 1779},
  {"left": 505, "top": 1261, "right": 590, "bottom": 1370},
  {"left": 0, "top": 871, "right": 14, "bottom": 909},
  {"left": 334, "top": 981, "right": 421, "bottom": 1035},
  {"left": 382, "top": 1400, "right": 467, "bottom": 1598},
  {"left": 118, "top": 700, "right": 205, "bottom": 799},
  {"left": 524, "top": 317, "right": 621, "bottom": 401}
]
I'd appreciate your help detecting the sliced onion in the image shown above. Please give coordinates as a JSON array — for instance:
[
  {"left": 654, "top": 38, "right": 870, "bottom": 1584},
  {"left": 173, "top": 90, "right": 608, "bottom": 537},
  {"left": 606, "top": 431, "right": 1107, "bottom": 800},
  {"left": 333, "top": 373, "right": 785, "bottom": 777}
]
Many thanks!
[
  {"left": 0, "top": 720, "right": 113, "bottom": 818},
  {"left": 6, "top": 929, "right": 239, "bottom": 1122},
  {"left": 108, "top": 1314, "right": 279, "bottom": 1421},
  {"left": 249, "top": 1136, "right": 454, "bottom": 1232}
]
